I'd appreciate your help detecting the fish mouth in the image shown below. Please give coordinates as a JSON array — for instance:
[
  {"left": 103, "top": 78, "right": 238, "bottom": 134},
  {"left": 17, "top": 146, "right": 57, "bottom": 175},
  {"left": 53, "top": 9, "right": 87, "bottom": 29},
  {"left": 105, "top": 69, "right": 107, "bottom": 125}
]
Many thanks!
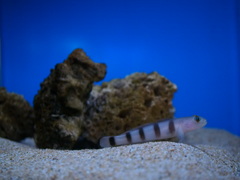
[{"left": 201, "top": 119, "right": 207, "bottom": 127}]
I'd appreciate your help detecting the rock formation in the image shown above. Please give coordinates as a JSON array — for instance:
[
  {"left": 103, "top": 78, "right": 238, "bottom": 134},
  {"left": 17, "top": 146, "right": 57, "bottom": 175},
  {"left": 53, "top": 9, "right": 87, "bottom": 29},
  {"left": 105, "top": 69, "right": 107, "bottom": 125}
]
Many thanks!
[
  {"left": 0, "top": 87, "right": 34, "bottom": 141},
  {"left": 82, "top": 72, "right": 177, "bottom": 144},
  {"left": 33, "top": 49, "right": 106, "bottom": 149},
  {"left": 33, "top": 49, "right": 177, "bottom": 149}
]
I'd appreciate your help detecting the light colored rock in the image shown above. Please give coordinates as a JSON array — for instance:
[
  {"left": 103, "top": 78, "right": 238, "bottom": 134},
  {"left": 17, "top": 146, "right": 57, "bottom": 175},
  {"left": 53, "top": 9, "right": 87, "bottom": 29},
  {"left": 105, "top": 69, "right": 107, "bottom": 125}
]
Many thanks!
[{"left": 0, "top": 128, "right": 239, "bottom": 179}]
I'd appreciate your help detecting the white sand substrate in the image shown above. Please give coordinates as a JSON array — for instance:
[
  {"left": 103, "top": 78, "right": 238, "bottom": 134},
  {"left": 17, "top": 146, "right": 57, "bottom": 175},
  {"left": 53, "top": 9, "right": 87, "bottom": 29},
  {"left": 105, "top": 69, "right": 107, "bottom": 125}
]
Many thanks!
[{"left": 0, "top": 128, "right": 240, "bottom": 180}]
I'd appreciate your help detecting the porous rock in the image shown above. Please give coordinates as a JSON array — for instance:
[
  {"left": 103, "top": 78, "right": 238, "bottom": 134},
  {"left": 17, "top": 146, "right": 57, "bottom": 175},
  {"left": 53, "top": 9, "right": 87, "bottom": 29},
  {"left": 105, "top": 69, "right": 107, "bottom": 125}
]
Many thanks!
[
  {"left": 33, "top": 49, "right": 177, "bottom": 149},
  {"left": 33, "top": 49, "right": 106, "bottom": 149},
  {"left": 0, "top": 87, "right": 34, "bottom": 141},
  {"left": 83, "top": 72, "right": 177, "bottom": 143}
]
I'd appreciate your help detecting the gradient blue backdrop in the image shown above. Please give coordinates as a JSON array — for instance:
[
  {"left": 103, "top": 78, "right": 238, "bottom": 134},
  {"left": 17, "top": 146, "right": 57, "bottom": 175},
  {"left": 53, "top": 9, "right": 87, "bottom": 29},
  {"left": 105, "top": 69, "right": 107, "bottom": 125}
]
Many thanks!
[{"left": 1, "top": 0, "right": 239, "bottom": 135}]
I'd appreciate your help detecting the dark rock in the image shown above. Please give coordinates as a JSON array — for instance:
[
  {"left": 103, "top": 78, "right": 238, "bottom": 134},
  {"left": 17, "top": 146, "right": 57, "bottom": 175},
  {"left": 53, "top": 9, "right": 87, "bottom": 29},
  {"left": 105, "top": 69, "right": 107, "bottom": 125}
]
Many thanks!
[
  {"left": 33, "top": 49, "right": 177, "bottom": 149},
  {"left": 33, "top": 49, "right": 106, "bottom": 149},
  {"left": 0, "top": 87, "right": 34, "bottom": 141}
]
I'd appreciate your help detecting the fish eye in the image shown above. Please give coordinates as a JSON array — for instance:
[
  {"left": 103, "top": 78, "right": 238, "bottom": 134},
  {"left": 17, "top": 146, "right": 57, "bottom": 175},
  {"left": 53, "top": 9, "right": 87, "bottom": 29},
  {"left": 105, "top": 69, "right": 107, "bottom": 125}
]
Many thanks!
[{"left": 194, "top": 115, "right": 200, "bottom": 122}]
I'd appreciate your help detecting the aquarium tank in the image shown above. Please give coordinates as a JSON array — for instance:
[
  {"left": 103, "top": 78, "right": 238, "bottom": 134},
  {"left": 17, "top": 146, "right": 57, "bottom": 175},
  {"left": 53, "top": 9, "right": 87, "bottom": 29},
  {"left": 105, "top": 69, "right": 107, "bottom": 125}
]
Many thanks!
[{"left": 0, "top": 0, "right": 239, "bottom": 136}]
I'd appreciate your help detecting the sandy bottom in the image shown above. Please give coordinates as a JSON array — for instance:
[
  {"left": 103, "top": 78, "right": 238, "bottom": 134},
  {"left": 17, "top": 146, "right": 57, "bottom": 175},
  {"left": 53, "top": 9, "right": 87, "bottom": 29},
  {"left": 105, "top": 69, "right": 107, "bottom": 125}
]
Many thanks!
[{"left": 0, "top": 128, "right": 240, "bottom": 179}]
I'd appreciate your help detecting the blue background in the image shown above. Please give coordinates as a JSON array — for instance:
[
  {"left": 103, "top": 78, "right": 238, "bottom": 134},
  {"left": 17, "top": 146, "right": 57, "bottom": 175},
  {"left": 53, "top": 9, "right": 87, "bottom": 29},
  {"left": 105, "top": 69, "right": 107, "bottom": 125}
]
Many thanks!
[{"left": 1, "top": 0, "right": 239, "bottom": 135}]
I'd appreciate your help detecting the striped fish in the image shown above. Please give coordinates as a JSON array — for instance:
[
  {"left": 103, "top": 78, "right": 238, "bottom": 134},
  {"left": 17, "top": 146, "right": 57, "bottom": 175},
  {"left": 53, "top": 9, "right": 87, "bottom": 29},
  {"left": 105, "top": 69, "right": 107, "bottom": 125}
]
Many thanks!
[{"left": 99, "top": 115, "right": 207, "bottom": 148}]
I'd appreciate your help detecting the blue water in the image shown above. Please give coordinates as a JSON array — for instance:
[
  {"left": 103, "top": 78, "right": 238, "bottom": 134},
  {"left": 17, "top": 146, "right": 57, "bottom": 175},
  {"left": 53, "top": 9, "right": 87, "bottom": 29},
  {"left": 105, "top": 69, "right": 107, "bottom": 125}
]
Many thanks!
[{"left": 1, "top": 0, "right": 239, "bottom": 136}]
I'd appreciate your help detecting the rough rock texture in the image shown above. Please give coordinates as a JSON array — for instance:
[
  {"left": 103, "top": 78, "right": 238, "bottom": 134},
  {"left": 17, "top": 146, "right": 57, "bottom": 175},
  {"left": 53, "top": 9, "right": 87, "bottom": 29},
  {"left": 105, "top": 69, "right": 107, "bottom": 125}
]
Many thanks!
[
  {"left": 83, "top": 72, "right": 177, "bottom": 143},
  {"left": 33, "top": 49, "right": 106, "bottom": 149},
  {"left": 33, "top": 49, "right": 177, "bottom": 149},
  {"left": 0, "top": 128, "right": 239, "bottom": 179},
  {"left": 0, "top": 87, "right": 34, "bottom": 141}
]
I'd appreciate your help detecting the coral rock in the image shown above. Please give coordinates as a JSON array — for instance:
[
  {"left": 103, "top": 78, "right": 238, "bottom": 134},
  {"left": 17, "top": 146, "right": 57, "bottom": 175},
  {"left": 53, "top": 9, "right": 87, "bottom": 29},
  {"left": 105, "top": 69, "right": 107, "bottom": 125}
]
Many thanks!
[
  {"left": 0, "top": 87, "right": 34, "bottom": 141},
  {"left": 83, "top": 72, "right": 177, "bottom": 143},
  {"left": 33, "top": 49, "right": 177, "bottom": 149},
  {"left": 33, "top": 49, "right": 106, "bottom": 149}
]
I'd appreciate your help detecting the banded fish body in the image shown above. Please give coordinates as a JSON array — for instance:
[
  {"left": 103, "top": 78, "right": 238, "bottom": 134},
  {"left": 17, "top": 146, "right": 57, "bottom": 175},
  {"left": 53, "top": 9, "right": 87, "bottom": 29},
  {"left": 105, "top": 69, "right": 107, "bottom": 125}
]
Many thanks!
[{"left": 99, "top": 115, "right": 207, "bottom": 148}]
